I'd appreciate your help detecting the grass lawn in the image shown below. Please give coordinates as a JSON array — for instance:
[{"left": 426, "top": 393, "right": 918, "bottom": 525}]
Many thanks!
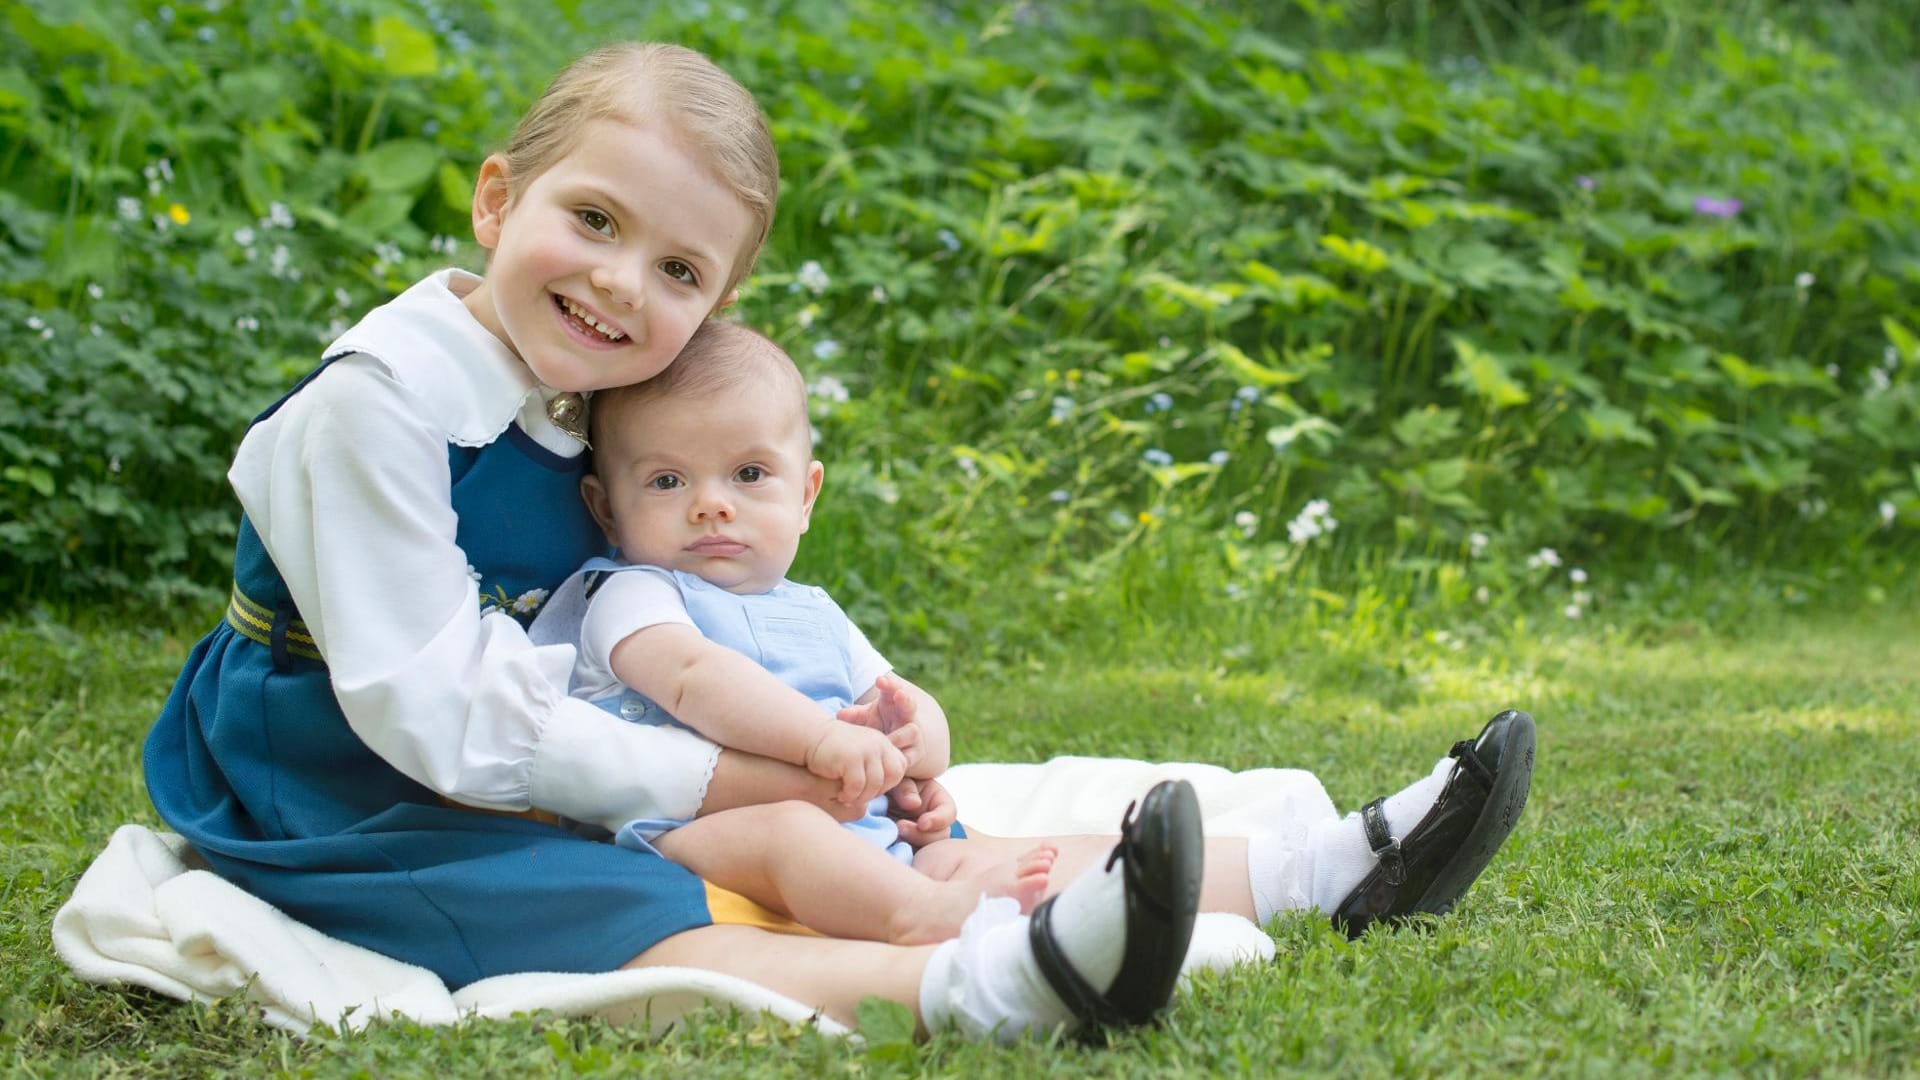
[{"left": 2, "top": 605, "right": 1916, "bottom": 1077}]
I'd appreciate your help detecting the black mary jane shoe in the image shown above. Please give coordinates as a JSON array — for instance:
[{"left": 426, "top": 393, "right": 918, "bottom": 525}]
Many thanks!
[
  {"left": 1332, "top": 709, "right": 1536, "bottom": 939},
  {"left": 1027, "top": 779, "right": 1204, "bottom": 1031}
]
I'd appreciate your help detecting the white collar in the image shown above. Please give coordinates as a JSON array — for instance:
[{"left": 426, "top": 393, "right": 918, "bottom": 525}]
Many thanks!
[{"left": 325, "top": 269, "right": 580, "bottom": 452}]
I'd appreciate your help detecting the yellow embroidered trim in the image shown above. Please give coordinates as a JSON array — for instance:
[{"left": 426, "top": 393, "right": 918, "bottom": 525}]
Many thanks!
[{"left": 225, "top": 586, "right": 324, "bottom": 661}]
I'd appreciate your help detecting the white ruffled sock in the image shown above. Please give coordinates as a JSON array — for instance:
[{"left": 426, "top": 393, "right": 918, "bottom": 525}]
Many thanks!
[
  {"left": 918, "top": 855, "right": 1131, "bottom": 1042},
  {"left": 1245, "top": 754, "right": 1457, "bottom": 922}
]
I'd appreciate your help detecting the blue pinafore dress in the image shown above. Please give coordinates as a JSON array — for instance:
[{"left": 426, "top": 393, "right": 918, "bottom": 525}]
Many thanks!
[{"left": 142, "top": 362, "right": 715, "bottom": 990}]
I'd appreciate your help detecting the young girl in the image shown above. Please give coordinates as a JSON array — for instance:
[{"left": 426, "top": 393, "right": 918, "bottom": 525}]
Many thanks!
[
  {"left": 141, "top": 41, "right": 1535, "bottom": 1041},
  {"left": 140, "top": 41, "right": 1211, "bottom": 1041}
]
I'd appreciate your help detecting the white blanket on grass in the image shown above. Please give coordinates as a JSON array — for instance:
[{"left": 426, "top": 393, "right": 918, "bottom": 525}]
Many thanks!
[{"left": 53, "top": 757, "right": 1335, "bottom": 1036}]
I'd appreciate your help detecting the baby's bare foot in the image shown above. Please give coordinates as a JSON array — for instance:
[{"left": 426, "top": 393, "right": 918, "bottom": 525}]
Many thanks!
[{"left": 887, "top": 844, "right": 1059, "bottom": 945}]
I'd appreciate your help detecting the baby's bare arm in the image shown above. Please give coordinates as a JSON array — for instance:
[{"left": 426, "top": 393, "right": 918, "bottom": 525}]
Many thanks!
[{"left": 612, "top": 624, "right": 904, "bottom": 803}]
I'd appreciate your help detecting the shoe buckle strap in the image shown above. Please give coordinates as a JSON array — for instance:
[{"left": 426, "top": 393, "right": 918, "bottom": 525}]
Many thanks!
[{"left": 1360, "top": 798, "right": 1406, "bottom": 887}]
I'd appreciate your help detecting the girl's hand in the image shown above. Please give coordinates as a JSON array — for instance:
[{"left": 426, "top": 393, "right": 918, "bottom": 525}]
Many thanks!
[{"left": 889, "top": 777, "right": 959, "bottom": 847}]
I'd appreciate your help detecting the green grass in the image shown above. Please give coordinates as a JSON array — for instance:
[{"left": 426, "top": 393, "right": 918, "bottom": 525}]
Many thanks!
[{"left": 4, "top": 602, "right": 1917, "bottom": 1077}]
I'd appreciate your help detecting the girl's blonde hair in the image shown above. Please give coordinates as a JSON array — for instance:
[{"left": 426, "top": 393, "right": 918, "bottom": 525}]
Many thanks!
[{"left": 502, "top": 43, "right": 779, "bottom": 295}]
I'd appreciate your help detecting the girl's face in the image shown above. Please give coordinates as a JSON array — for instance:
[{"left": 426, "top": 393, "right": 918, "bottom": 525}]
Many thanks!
[{"left": 462, "top": 118, "right": 755, "bottom": 394}]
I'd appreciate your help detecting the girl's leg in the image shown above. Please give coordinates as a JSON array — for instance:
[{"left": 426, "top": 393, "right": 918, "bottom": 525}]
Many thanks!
[
  {"left": 627, "top": 924, "right": 937, "bottom": 1032},
  {"left": 655, "top": 801, "right": 1055, "bottom": 944},
  {"left": 633, "top": 779, "right": 1209, "bottom": 1043}
]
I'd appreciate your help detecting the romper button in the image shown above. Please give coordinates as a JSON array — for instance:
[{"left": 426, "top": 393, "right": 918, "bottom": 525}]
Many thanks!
[{"left": 620, "top": 698, "right": 645, "bottom": 720}]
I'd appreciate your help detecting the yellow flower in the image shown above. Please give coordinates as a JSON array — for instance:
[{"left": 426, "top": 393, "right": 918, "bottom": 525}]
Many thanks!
[
  {"left": 168, "top": 203, "right": 190, "bottom": 225},
  {"left": 1137, "top": 510, "right": 1157, "bottom": 525}
]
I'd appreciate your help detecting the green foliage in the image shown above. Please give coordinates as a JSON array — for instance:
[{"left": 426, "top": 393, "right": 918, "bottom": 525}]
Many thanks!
[{"left": 0, "top": 0, "right": 1916, "bottom": 638}]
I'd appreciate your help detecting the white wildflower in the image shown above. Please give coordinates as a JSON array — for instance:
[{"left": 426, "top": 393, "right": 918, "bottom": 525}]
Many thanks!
[
  {"left": 267, "top": 201, "right": 295, "bottom": 229},
  {"left": 1882, "top": 501, "right": 1897, "bottom": 528},
  {"left": 1569, "top": 567, "right": 1588, "bottom": 584},
  {"left": 1794, "top": 271, "right": 1814, "bottom": 290},
  {"left": 1526, "top": 547, "right": 1562, "bottom": 570},
  {"left": 1286, "top": 499, "right": 1337, "bottom": 544},
  {"left": 1049, "top": 489, "right": 1070, "bottom": 503},
  {"left": 808, "top": 375, "right": 850, "bottom": 403},
  {"left": 1208, "top": 450, "right": 1230, "bottom": 466},
  {"left": 957, "top": 455, "right": 978, "bottom": 479},
  {"left": 870, "top": 285, "right": 888, "bottom": 304},
  {"left": 1564, "top": 604, "right": 1582, "bottom": 619},
  {"left": 1469, "top": 532, "right": 1489, "bottom": 557},
  {"left": 117, "top": 197, "right": 141, "bottom": 220},
  {"left": 232, "top": 226, "right": 256, "bottom": 247},
  {"left": 86, "top": 282, "right": 105, "bottom": 300},
  {"left": 26, "top": 316, "right": 44, "bottom": 330},
  {"left": 794, "top": 260, "right": 830, "bottom": 295},
  {"left": 1234, "top": 510, "right": 1258, "bottom": 538},
  {"left": 812, "top": 339, "right": 842, "bottom": 361},
  {"left": 1475, "top": 585, "right": 1491, "bottom": 604}
]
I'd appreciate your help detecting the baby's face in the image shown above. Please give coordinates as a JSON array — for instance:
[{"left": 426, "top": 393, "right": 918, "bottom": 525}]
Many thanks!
[{"left": 586, "top": 383, "right": 822, "bottom": 594}]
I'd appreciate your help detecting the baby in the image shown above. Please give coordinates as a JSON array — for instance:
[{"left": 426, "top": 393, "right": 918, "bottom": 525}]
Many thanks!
[{"left": 549, "top": 319, "right": 1054, "bottom": 944}]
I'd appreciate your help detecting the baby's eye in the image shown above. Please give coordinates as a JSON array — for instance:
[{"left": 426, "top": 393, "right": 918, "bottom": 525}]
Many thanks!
[
  {"left": 661, "top": 259, "right": 698, "bottom": 285},
  {"left": 734, "top": 465, "right": 764, "bottom": 483},
  {"left": 647, "top": 474, "right": 683, "bottom": 491},
  {"left": 577, "top": 209, "right": 613, "bottom": 235}
]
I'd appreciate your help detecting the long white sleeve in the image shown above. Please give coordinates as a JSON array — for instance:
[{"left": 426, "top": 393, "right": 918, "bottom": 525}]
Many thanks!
[{"left": 229, "top": 278, "right": 719, "bottom": 830}]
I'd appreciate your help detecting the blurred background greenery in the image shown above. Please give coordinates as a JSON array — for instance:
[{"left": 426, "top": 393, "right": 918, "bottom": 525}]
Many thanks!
[{"left": 1, "top": 0, "right": 1915, "bottom": 666}]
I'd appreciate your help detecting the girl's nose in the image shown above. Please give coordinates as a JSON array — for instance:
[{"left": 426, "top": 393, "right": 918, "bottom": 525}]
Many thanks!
[{"left": 590, "top": 261, "right": 645, "bottom": 311}]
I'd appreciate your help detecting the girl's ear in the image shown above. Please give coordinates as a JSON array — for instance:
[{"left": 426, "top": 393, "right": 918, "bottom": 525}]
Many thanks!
[
  {"left": 471, "top": 155, "right": 513, "bottom": 250},
  {"left": 798, "top": 460, "right": 825, "bottom": 533},
  {"left": 714, "top": 288, "right": 739, "bottom": 312},
  {"left": 580, "top": 472, "right": 622, "bottom": 548}
]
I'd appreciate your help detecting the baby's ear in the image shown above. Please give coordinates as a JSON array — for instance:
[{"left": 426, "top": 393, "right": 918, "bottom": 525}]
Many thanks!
[
  {"left": 579, "top": 472, "right": 621, "bottom": 547},
  {"left": 470, "top": 155, "right": 513, "bottom": 250},
  {"left": 798, "top": 460, "right": 825, "bottom": 533}
]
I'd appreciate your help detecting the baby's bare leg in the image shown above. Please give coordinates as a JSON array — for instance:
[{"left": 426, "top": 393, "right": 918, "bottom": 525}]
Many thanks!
[
  {"left": 655, "top": 802, "right": 1052, "bottom": 945},
  {"left": 930, "top": 831, "right": 1257, "bottom": 918}
]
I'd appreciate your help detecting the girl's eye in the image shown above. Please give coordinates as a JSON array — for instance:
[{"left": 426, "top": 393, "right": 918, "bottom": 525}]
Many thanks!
[
  {"left": 734, "top": 465, "right": 764, "bottom": 483},
  {"left": 661, "top": 259, "right": 698, "bottom": 285},
  {"left": 647, "top": 474, "right": 683, "bottom": 491},
  {"left": 577, "top": 209, "right": 613, "bottom": 235}
]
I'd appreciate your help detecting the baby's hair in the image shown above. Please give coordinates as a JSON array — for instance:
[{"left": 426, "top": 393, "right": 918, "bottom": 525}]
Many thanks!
[
  {"left": 502, "top": 42, "right": 780, "bottom": 294},
  {"left": 589, "top": 320, "right": 809, "bottom": 463}
]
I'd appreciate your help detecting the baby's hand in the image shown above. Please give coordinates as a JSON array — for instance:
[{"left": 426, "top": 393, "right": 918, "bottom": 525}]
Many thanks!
[
  {"left": 839, "top": 674, "right": 923, "bottom": 771},
  {"left": 804, "top": 723, "right": 907, "bottom": 805},
  {"left": 889, "top": 777, "right": 959, "bottom": 847},
  {"left": 838, "top": 674, "right": 917, "bottom": 732}
]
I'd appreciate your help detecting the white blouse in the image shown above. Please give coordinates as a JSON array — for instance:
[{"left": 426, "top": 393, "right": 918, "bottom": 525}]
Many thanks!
[{"left": 228, "top": 269, "right": 722, "bottom": 831}]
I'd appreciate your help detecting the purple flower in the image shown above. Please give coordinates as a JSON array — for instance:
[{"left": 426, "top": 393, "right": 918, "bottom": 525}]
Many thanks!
[
  {"left": 1575, "top": 175, "right": 1596, "bottom": 191},
  {"left": 1693, "top": 195, "right": 1743, "bottom": 219}
]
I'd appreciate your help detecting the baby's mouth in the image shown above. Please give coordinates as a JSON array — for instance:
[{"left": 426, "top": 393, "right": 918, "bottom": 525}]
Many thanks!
[{"left": 554, "top": 295, "right": 627, "bottom": 342}]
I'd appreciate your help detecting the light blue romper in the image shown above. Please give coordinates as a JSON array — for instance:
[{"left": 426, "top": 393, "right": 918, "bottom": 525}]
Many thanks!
[{"left": 580, "top": 561, "right": 912, "bottom": 864}]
